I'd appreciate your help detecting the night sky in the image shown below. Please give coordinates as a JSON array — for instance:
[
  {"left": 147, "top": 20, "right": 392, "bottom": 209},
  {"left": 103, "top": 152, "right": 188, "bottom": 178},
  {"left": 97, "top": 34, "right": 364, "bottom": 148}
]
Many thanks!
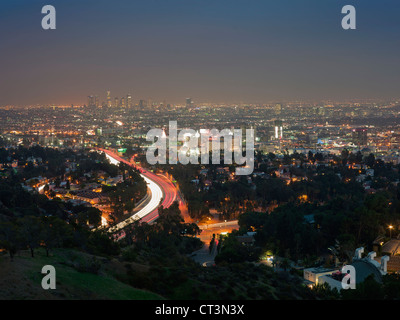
[{"left": 1, "top": 0, "right": 400, "bottom": 106}]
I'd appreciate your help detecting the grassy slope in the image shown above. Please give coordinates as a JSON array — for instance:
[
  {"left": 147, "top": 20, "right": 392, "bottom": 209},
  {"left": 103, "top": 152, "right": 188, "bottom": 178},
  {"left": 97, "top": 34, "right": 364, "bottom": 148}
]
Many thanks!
[{"left": 0, "top": 248, "right": 163, "bottom": 300}]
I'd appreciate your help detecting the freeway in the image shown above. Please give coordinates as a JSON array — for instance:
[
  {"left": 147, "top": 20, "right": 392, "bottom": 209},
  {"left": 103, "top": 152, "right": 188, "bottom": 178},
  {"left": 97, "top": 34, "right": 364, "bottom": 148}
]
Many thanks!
[{"left": 96, "top": 148, "right": 179, "bottom": 232}]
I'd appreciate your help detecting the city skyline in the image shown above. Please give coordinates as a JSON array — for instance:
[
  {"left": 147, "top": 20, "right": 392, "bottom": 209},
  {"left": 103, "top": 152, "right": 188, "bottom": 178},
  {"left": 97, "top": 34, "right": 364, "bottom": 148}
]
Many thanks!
[
  {"left": 1, "top": 0, "right": 400, "bottom": 106},
  {"left": 4, "top": 87, "right": 400, "bottom": 109}
]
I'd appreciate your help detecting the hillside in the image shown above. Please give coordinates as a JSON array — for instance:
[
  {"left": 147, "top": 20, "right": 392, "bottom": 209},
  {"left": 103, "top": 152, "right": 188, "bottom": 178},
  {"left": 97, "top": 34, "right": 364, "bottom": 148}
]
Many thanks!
[{"left": 0, "top": 248, "right": 163, "bottom": 300}]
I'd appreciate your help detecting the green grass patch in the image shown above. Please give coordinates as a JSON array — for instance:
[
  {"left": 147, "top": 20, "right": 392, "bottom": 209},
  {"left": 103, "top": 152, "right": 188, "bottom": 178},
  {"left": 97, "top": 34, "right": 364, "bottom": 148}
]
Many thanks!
[{"left": 9, "top": 248, "right": 163, "bottom": 300}]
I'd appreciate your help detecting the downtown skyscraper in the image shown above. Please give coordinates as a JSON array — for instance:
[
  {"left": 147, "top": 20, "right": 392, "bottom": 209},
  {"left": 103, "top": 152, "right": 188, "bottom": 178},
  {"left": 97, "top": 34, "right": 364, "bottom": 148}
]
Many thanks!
[
  {"left": 106, "top": 90, "right": 112, "bottom": 108},
  {"left": 127, "top": 94, "right": 132, "bottom": 108}
]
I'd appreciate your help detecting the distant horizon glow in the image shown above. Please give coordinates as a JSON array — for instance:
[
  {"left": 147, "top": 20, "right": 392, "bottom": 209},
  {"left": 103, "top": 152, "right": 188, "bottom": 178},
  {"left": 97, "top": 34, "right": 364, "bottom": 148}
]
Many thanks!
[{"left": 1, "top": 0, "right": 400, "bottom": 106}]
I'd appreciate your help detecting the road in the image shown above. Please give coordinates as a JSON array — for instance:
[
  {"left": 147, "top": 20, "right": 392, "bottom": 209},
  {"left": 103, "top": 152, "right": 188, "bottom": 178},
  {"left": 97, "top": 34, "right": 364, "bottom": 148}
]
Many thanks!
[
  {"left": 198, "top": 220, "right": 239, "bottom": 230},
  {"left": 197, "top": 220, "right": 239, "bottom": 244},
  {"left": 190, "top": 240, "right": 218, "bottom": 267},
  {"left": 96, "top": 148, "right": 182, "bottom": 232}
]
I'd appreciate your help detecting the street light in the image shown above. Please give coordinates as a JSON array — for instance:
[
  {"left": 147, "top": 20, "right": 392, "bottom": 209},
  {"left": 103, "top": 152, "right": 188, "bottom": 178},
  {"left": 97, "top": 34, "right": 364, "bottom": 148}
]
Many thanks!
[{"left": 389, "top": 225, "right": 393, "bottom": 239}]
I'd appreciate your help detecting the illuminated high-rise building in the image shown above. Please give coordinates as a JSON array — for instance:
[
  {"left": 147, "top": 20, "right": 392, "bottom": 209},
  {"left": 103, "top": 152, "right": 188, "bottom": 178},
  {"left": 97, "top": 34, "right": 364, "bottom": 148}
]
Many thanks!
[
  {"left": 274, "top": 120, "right": 283, "bottom": 139},
  {"left": 186, "top": 98, "right": 194, "bottom": 108},
  {"left": 352, "top": 128, "right": 368, "bottom": 146},
  {"left": 120, "top": 97, "right": 125, "bottom": 108},
  {"left": 88, "top": 95, "right": 95, "bottom": 107},
  {"left": 127, "top": 94, "right": 132, "bottom": 108},
  {"left": 114, "top": 97, "right": 119, "bottom": 108},
  {"left": 106, "top": 90, "right": 112, "bottom": 107}
]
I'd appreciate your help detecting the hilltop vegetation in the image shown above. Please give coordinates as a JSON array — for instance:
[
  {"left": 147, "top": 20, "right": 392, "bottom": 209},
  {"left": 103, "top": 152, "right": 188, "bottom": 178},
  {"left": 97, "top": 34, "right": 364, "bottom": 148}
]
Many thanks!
[{"left": 0, "top": 248, "right": 162, "bottom": 300}]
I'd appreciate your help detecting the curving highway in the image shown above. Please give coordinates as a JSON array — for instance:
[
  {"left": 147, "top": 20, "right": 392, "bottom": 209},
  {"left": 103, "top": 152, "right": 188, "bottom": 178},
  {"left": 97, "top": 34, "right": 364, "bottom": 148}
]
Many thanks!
[
  {"left": 96, "top": 148, "right": 178, "bottom": 232},
  {"left": 108, "top": 175, "right": 163, "bottom": 233}
]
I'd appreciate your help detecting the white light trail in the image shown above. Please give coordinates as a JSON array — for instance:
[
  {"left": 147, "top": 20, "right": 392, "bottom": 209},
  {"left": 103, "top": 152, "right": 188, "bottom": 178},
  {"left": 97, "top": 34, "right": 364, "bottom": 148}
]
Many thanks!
[
  {"left": 103, "top": 153, "right": 164, "bottom": 233},
  {"left": 109, "top": 175, "right": 163, "bottom": 233},
  {"left": 105, "top": 153, "right": 120, "bottom": 166}
]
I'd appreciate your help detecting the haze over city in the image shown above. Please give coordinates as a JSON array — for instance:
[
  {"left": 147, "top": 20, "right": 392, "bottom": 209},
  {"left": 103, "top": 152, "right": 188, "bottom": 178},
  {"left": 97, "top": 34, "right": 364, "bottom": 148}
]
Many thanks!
[{"left": 1, "top": 0, "right": 400, "bottom": 106}]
